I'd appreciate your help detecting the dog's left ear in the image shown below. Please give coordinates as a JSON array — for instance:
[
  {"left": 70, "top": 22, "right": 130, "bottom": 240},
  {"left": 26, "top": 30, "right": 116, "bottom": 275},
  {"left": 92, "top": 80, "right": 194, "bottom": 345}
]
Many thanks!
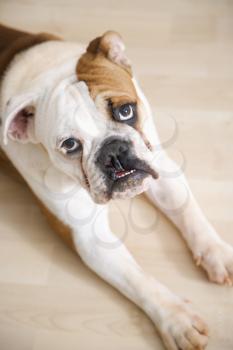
[
  {"left": 87, "top": 31, "right": 131, "bottom": 69},
  {"left": 2, "top": 93, "right": 39, "bottom": 145}
]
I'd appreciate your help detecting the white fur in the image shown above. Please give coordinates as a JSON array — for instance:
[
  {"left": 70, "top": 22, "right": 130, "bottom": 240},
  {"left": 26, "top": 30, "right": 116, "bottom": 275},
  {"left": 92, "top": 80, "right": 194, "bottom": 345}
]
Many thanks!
[{"left": 1, "top": 38, "right": 233, "bottom": 350}]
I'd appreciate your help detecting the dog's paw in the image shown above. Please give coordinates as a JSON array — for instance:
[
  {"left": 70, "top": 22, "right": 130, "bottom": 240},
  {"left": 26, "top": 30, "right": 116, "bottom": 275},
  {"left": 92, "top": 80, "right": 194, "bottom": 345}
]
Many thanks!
[
  {"left": 158, "top": 299, "right": 209, "bottom": 350},
  {"left": 194, "top": 239, "right": 233, "bottom": 285}
]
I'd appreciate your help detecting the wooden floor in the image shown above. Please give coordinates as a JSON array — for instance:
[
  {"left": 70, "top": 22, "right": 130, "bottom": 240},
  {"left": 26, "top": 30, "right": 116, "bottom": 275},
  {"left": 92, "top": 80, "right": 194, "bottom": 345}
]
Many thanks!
[{"left": 0, "top": 1, "right": 233, "bottom": 349}]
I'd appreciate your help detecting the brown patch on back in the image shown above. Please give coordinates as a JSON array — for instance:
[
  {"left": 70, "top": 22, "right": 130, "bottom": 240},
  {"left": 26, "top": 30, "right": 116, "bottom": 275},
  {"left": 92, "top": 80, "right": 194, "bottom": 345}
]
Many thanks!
[
  {"left": 76, "top": 34, "right": 137, "bottom": 106},
  {"left": 0, "top": 149, "right": 75, "bottom": 250},
  {"left": 37, "top": 199, "right": 75, "bottom": 250},
  {"left": 0, "top": 24, "right": 61, "bottom": 80}
]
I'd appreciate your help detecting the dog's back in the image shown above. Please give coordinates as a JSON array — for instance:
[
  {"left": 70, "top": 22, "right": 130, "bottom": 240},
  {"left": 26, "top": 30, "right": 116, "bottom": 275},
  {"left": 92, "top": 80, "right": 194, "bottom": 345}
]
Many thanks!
[
  {"left": 0, "top": 24, "right": 59, "bottom": 80},
  {"left": 0, "top": 24, "right": 28, "bottom": 53}
]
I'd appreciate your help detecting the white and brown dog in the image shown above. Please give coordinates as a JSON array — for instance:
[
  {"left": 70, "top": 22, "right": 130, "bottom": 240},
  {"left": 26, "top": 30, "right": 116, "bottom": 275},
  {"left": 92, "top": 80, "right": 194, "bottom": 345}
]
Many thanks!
[{"left": 0, "top": 24, "right": 233, "bottom": 350}]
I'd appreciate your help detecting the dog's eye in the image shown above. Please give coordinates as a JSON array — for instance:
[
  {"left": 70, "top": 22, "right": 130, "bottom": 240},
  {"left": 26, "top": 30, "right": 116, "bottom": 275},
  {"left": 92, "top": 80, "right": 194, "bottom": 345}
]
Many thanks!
[
  {"left": 118, "top": 104, "right": 134, "bottom": 121},
  {"left": 61, "top": 138, "right": 82, "bottom": 154},
  {"left": 112, "top": 103, "right": 136, "bottom": 123}
]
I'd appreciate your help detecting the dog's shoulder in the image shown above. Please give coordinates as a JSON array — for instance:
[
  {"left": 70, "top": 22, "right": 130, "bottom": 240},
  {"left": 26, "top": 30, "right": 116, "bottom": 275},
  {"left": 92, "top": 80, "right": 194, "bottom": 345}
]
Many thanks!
[
  {"left": 0, "top": 24, "right": 61, "bottom": 179},
  {"left": 0, "top": 24, "right": 61, "bottom": 80}
]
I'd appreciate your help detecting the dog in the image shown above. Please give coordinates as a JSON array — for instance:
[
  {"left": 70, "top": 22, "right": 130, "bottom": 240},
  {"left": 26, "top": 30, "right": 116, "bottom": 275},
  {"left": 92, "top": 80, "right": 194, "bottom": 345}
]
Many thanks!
[{"left": 0, "top": 24, "right": 233, "bottom": 350}]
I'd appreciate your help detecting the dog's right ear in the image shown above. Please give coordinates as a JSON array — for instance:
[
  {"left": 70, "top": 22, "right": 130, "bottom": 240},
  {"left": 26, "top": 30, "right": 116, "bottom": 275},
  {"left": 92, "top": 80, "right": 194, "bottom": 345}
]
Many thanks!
[
  {"left": 2, "top": 93, "right": 39, "bottom": 145},
  {"left": 87, "top": 31, "right": 131, "bottom": 70}
]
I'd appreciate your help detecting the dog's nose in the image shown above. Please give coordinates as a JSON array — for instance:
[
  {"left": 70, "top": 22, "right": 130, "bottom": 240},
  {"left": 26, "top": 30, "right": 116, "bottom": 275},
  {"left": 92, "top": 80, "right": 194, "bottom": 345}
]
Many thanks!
[{"left": 96, "top": 137, "right": 131, "bottom": 179}]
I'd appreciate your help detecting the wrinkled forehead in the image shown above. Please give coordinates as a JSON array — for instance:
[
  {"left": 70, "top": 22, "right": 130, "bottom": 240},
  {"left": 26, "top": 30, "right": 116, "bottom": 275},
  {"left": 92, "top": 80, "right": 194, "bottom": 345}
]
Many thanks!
[
  {"left": 35, "top": 78, "right": 107, "bottom": 147},
  {"left": 76, "top": 52, "right": 138, "bottom": 106},
  {"left": 36, "top": 49, "right": 141, "bottom": 149}
]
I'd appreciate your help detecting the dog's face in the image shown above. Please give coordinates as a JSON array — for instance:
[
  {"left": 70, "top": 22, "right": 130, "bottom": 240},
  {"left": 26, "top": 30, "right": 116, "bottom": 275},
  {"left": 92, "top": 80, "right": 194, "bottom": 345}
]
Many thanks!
[{"left": 3, "top": 31, "right": 158, "bottom": 204}]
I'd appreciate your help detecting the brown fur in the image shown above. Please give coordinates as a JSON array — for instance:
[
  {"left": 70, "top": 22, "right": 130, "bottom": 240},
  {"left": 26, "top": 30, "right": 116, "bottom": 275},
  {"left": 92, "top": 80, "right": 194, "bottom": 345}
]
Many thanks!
[
  {"left": 0, "top": 148, "right": 75, "bottom": 248},
  {"left": 76, "top": 36, "right": 138, "bottom": 107},
  {"left": 36, "top": 199, "right": 75, "bottom": 250},
  {"left": 0, "top": 24, "right": 60, "bottom": 80},
  {"left": 76, "top": 33, "right": 151, "bottom": 145}
]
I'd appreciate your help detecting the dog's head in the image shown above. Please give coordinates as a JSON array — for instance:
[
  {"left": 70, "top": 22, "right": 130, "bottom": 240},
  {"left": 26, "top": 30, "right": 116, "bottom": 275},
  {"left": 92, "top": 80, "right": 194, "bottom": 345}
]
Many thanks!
[{"left": 3, "top": 31, "right": 159, "bottom": 203}]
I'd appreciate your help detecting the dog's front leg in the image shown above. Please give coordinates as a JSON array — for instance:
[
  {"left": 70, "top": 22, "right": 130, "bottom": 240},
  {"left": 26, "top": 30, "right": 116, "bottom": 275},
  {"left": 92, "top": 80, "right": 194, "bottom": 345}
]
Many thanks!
[
  {"left": 70, "top": 204, "right": 208, "bottom": 350},
  {"left": 146, "top": 153, "right": 233, "bottom": 285}
]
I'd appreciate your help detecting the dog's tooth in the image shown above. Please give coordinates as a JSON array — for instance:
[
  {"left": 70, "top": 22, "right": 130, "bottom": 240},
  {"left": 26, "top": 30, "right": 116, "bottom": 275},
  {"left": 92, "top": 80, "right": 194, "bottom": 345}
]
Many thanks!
[{"left": 116, "top": 169, "right": 136, "bottom": 179}]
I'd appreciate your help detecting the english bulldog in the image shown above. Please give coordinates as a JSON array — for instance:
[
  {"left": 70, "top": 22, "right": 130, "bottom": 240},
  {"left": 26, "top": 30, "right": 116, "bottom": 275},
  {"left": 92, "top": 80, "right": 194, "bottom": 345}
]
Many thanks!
[{"left": 0, "top": 24, "right": 233, "bottom": 350}]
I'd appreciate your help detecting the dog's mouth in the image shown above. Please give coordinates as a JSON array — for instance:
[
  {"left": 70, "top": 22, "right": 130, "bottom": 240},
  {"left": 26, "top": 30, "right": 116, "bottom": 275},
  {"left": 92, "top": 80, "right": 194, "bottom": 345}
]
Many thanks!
[
  {"left": 112, "top": 168, "right": 136, "bottom": 180},
  {"left": 105, "top": 156, "right": 158, "bottom": 196},
  {"left": 93, "top": 137, "right": 159, "bottom": 202}
]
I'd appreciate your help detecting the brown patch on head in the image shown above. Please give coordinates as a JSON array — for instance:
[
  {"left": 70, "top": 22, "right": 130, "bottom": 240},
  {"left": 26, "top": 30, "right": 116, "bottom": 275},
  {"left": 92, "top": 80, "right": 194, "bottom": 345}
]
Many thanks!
[
  {"left": 76, "top": 31, "right": 137, "bottom": 107},
  {"left": 77, "top": 31, "right": 153, "bottom": 151}
]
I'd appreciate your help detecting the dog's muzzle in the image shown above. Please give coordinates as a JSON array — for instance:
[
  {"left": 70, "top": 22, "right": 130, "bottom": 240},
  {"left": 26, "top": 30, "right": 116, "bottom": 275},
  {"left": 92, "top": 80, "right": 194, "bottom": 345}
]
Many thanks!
[{"left": 95, "top": 137, "right": 158, "bottom": 196}]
